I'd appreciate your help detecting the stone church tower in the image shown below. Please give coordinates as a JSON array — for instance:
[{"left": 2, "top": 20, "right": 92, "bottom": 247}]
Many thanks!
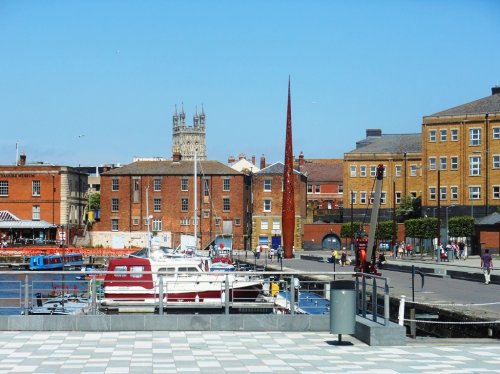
[{"left": 171, "top": 105, "right": 207, "bottom": 160}]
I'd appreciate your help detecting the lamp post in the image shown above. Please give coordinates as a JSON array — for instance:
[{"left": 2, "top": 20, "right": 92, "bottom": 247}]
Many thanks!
[{"left": 350, "top": 190, "right": 354, "bottom": 257}]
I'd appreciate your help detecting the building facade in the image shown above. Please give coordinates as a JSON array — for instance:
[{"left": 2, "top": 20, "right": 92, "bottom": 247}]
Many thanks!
[
  {"left": 421, "top": 87, "right": 500, "bottom": 218},
  {"left": 92, "top": 154, "right": 249, "bottom": 250},
  {"left": 0, "top": 154, "right": 88, "bottom": 244},
  {"left": 251, "top": 162, "right": 307, "bottom": 251},
  {"left": 343, "top": 129, "right": 422, "bottom": 222},
  {"left": 171, "top": 105, "right": 207, "bottom": 161}
]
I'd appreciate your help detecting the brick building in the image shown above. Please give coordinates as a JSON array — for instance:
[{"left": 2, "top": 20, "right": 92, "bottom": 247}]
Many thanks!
[
  {"left": 251, "top": 162, "right": 307, "bottom": 251},
  {"left": 92, "top": 153, "right": 249, "bottom": 250},
  {"left": 343, "top": 129, "right": 422, "bottom": 222},
  {"left": 0, "top": 153, "right": 88, "bottom": 245},
  {"left": 296, "top": 152, "right": 344, "bottom": 224}
]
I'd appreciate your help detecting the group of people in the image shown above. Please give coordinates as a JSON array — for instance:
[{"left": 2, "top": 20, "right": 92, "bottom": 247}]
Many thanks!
[
  {"left": 254, "top": 244, "right": 285, "bottom": 261},
  {"left": 396, "top": 241, "right": 412, "bottom": 258},
  {"left": 329, "top": 248, "right": 349, "bottom": 266},
  {"left": 440, "top": 240, "right": 466, "bottom": 261}
]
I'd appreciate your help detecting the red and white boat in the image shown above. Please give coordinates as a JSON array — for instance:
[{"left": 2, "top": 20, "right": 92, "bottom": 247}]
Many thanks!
[{"left": 102, "top": 256, "right": 262, "bottom": 304}]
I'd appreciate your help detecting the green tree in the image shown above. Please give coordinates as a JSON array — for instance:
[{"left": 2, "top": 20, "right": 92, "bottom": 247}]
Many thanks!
[
  {"left": 375, "top": 220, "right": 395, "bottom": 241},
  {"left": 405, "top": 217, "right": 437, "bottom": 257},
  {"left": 448, "top": 216, "right": 474, "bottom": 238},
  {"left": 396, "top": 195, "right": 422, "bottom": 221},
  {"left": 88, "top": 192, "right": 100, "bottom": 210},
  {"left": 340, "top": 221, "right": 363, "bottom": 239}
]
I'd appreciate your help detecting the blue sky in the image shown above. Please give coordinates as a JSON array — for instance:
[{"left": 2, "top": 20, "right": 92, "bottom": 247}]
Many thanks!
[{"left": 1, "top": 1, "right": 499, "bottom": 167}]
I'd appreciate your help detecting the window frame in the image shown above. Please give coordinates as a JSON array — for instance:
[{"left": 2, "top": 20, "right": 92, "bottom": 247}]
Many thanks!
[
  {"left": 429, "top": 130, "right": 436, "bottom": 142},
  {"left": 32, "top": 180, "right": 41, "bottom": 196},
  {"left": 154, "top": 178, "right": 161, "bottom": 192},
  {"left": 263, "top": 199, "right": 271, "bottom": 212},
  {"left": 0, "top": 181, "right": 9, "bottom": 196},
  {"left": 469, "top": 156, "right": 481, "bottom": 176},
  {"left": 112, "top": 178, "right": 119, "bottom": 192},
  {"left": 181, "top": 178, "right": 189, "bottom": 191},
  {"left": 32, "top": 205, "right": 40, "bottom": 220},
  {"left": 469, "top": 128, "right": 481, "bottom": 146},
  {"left": 111, "top": 198, "right": 119, "bottom": 212},
  {"left": 263, "top": 179, "right": 272, "bottom": 192}
]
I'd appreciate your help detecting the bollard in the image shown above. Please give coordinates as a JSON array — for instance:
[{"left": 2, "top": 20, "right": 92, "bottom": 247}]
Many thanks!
[
  {"left": 330, "top": 280, "right": 356, "bottom": 343},
  {"left": 398, "top": 295, "right": 406, "bottom": 326}
]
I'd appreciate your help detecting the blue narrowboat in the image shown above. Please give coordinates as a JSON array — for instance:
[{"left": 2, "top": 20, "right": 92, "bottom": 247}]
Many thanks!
[{"left": 29, "top": 253, "right": 84, "bottom": 271}]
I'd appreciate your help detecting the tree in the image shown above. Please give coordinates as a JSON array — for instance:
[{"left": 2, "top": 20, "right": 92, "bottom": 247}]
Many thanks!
[
  {"left": 396, "top": 195, "right": 422, "bottom": 221},
  {"left": 375, "top": 220, "right": 395, "bottom": 241},
  {"left": 340, "top": 221, "right": 363, "bottom": 239},
  {"left": 405, "top": 217, "right": 437, "bottom": 257},
  {"left": 88, "top": 192, "right": 100, "bottom": 210},
  {"left": 448, "top": 216, "right": 474, "bottom": 238}
]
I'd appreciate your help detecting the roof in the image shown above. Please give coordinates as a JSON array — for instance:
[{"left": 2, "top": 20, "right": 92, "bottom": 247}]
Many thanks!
[
  {"left": 256, "top": 162, "right": 304, "bottom": 176},
  {"left": 102, "top": 160, "right": 242, "bottom": 176},
  {"left": 299, "top": 162, "right": 342, "bottom": 182},
  {"left": 429, "top": 90, "right": 500, "bottom": 117},
  {"left": 347, "top": 133, "right": 421, "bottom": 154},
  {"left": 229, "top": 159, "right": 260, "bottom": 173},
  {"left": 0, "top": 211, "right": 56, "bottom": 229},
  {"left": 475, "top": 212, "right": 500, "bottom": 226}
]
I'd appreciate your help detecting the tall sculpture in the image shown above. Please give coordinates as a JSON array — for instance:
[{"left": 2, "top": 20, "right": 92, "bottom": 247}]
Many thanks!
[{"left": 282, "top": 78, "right": 295, "bottom": 259}]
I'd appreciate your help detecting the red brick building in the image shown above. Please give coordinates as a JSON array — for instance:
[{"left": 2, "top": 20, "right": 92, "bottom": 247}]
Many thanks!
[
  {"left": 0, "top": 154, "right": 88, "bottom": 244},
  {"left": 92, "top": 155, "right": 250, "bottom": 250},
  {"left": 251, "top": 162, "right": 307, "bottom": 250}
]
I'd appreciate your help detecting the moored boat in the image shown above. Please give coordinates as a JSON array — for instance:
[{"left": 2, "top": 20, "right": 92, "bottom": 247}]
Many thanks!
[{"left": 29, "top": 253, "right": 84, "bottom": 271}]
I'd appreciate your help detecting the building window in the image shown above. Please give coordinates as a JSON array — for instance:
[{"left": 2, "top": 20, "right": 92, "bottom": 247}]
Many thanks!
[
  {"left": 263, "top": 199, "right": 271, "bottom": 212},
  {"left": 429, "top": 130, "right": 436, "bottom": 142},
  {"left": 429, "top": 157, "right": 436, "bottom": 170},
  {"left": 429, "top": 187, "right": 436, "bottom": 200},
  {"left": 0, "top": 181, "right": 8, "bottom": 196},
  {"left": 133, "top": 217, "right": 139, "bottom": 226},
  {"left": 395, "top": 165, "right": 401, "bottom": 177},
  {"left": 493, "top": 155, "right": 500, "bottom": 169},
  {"left": 181, "top": 178, "right": 188, "bottom": 191},
  {"left": 440, "top": 186, "right": 447, "bottom": 200},
  {"left": 410, "top": 191, "right": 417, "bottom": 199},
  {"left": 154, "top": 198, "right": 161, "bottom": 212},
  {"left": 395, "top": 192, "right": 401, "bottom": 204},
  {"left": 32, "top": 205, "right": 40, "bottom": 220},
  {"left": 450, "top": 156, "right": 458, "bottom": 170},
  {"left": 469, "top": 156, "right": 481, "bottom": 176},
  {"left": 32, "top": 180, "right": 41, "bottom": 196},
  {"left": 111, "top": 198, "right": 119, "bottom": 212},
  {"left": 181, "top": 198, "right": 189, "bottom": 212},
  {"left": 180, "top": 218, "right": 190, "bottom": 226},
  {"left": 381, "top": 192, "right": 387, "bottom": 204},
  {"left": 307, "top": 184, "right": 313, "bottom": 193},
  {"left": 360, "top": 166, "right": 366, "bottom": 177},
  {"left": 439, "top": 157, "right": 447, "bottom": 170},
  {"left": 360, "top": 192, "right": 366, "bottom": 204},
  {"left": 338, "top": 184, "right": 343, "bottom": 193},
  {"left": 223, "top": 178, "right": 230, "bottom": 191},
  {"left": 152, "top": 219, "right": 162, "bottom": 231},
  {"left": 451, "top": 186, "right": 458, "bottom": 200},
  {"left": 493, "top": 186, "right": 500, "bottom": 200},
  {"left": 350, "top": 165, "right": 356, "bottom": 177},
  {"left": 451, "top": 129, "right": 458, "bottom": 141},
  {"left": 111, "top": 219, "right": 119, "bottom": 231},
  {"left": 154, "top": 178, "right": 161, "bottom": 192},
  {"left": 351, "top": 192, "right": 357, "bottom": 204},
  {"left": 112, "top": 178, "right": 119, "bottom": 191},
  {"left": 223, "top": 198, "right": 230, "bottom": 212},
  {"left": 493, "top": 127, "right": 500, "bottom": 139},
  {"left": 204, "top": 178, "right": 209, "bottom": 196},
  {"left": 370, "top": 166, "right": 376, "bottom": 177},
  {"left": 369, "top": 192, "right": 374, "bottom": 204},
  {"left": 440, "top": 129, "right": 447, "bottom": 141},
  {"left": 260, "top": 220, "right": 269, "bottom": 230},
  {"left": 133, "top": 178, "right": 139, "bottom": 203},
  {"left": 315, "top": 184, "right": 320, "bottom": 193},
  {"left": 264, "top": 179, "right": 271, "bottom": 191},
  {"left": 272, "top": 219, "right": 280, "bottom": 230},
  {"left": 203, "top": 209, "right": 210, "bottom": 218},
  {"left": 235, "top": 218, "right": 241, "bottom": 226},
  {"left": 410, "top": 165, "right": 417, "bottom": 176},
  {"left": 215, "top": 218, "right": 220, "bottom": 226},
  {"left": 469, "top": 186, "right": 481, "bottom": 200},
  {"left": 469, "top": 128, "right": 481, "bottom": 146}
]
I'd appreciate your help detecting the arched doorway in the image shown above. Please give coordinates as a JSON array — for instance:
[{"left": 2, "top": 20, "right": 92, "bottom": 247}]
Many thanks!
[{"left": 322, "top": 234, "right": 341, "bottom": 251}]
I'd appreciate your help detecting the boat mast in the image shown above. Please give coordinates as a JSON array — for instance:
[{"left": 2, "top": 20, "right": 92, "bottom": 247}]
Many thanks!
[
  {"left": 194, "top": 149, "right": 198, "bottom": 254},
  {"left": 146, "top": 186, "right": 151, "bottom": 257}
]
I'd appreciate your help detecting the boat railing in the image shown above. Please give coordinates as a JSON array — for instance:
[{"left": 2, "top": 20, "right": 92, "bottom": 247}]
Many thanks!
[{"left": 0, "top": 271, "right": 390, "bottom": 323}]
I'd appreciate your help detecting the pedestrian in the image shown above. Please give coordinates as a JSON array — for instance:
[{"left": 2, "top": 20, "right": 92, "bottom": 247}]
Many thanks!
[
  {"left": 269, "top": 246, "right": 275, "bottom": 262},
  {"left": 481, "top": 249, "right": 493, "bottom": 285},
  {"left": 445, "top": 241, "right": 453, "bottom": 261},
  {"left": 405, "top": 242, "right": 412, "bottom": 256},
  {"left": 458, "top": 241, "right": 466, "bottom": 260},
  {"left": 277, "top": 245, "right": 283, "bottom": 261},
  {"left": 397, "top": 243, "right": 404, "bottom": 259},
  {"left": 452, "top": 241, "right": 459, "bottom": 259},
  {"left": 340, "top": 248, "right": 347, "bottom": 267},
  {"left": 255, "top": 244, "right": 261, "bottom": 259}
]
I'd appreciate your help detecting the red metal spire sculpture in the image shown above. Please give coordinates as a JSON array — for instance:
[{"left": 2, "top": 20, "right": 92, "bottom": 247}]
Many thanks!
[{"left": 282, "top": 78, "right": 295, "bottom": 259}]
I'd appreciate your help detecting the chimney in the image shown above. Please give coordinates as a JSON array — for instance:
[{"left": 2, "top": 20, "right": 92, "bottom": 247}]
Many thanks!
[
  {"left": 260, "top": 154, "right": 266, "bottom": 169},
  {"left": 492, "top": 86, "right": 500, "bottom": 95},
  {"left": 228, "top": 155, "right": 235, "bottom": 164},
  {"left": 19, "top": 153, "right": 26, "bottom": 166},
  {"left": 251, "top": 155, "right": 256, "bottom": 165},
  {"left": 172, "top": 151, "right": 182, "bottom": 162},
  {"left": 298, "top": 151, "right": 305, "bottom": 167},
  {"left": 366, "top": 129, "right": 382, "bottom": 137},
  {"left": 238, "top": 153, "right": 245, "bottom": 160}
]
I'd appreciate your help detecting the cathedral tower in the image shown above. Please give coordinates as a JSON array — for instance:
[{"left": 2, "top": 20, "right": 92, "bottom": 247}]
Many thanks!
[{"left": 171, "top": 104, "right": 207, "bottom": 160}]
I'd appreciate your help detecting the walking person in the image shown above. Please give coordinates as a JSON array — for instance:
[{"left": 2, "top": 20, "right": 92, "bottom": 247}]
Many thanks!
[
  {"left": 340, "top": 248, "right": 347, "bottom": 267},
  {"left": 481, "top": 249, "right": 493, "bottom": 285},
  {"left": 458, "top": 241, "right": 466, "bottom": 260}
]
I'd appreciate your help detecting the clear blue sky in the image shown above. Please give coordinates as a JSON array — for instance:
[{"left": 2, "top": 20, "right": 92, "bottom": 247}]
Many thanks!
[{"left": 1, "top": 1, "right": 499, "bottom": 167}]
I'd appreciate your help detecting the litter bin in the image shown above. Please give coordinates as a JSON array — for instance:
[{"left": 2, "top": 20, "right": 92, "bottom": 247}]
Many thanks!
[{"left": 330, "top": 280, "right": 356, "bottom": 339}]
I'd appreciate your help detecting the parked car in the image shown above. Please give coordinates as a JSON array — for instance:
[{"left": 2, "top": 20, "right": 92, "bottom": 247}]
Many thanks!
[{"left": 379, "top": 242, "right": 390, "bottom": 251}]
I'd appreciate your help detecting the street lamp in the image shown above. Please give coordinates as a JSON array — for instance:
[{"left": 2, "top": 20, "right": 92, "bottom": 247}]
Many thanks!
[{"left": 445, "top": 204, "right": 457, "bottom": 244}]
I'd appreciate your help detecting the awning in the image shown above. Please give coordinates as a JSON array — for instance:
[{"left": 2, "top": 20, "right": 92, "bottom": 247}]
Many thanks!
[{"left": 0, "top": 220, "right": 57, "bottom": 230}]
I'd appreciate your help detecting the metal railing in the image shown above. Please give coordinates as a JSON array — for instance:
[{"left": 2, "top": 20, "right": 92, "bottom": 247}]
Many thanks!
[{"left": 0, "top": 270, "right": 391, "bottom": 323}]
